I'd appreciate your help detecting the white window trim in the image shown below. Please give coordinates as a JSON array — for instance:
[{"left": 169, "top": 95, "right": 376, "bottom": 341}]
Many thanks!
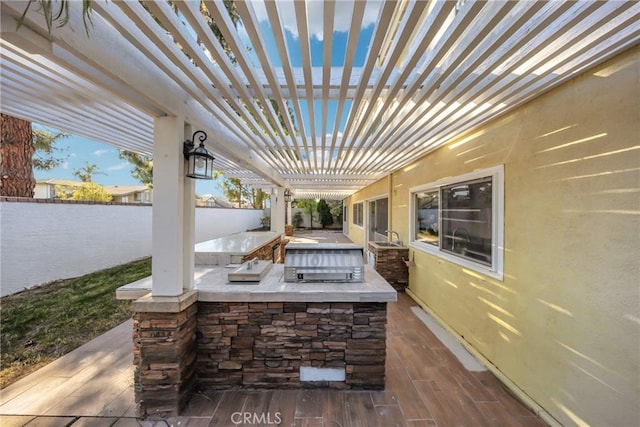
[
  {"left": 352, "top": 201, "right": 364, "bottom": 228},
  {"left": 409, "top": 165, "right": 504, "bottom": 281}
]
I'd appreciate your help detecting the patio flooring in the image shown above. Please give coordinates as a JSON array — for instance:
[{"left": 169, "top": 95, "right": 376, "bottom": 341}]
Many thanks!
[{"left": 1, "top": 231, "right": 547, "bottom": 426}]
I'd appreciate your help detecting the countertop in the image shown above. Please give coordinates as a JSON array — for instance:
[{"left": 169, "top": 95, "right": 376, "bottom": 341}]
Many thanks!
[
  {"left": 195, "top": 231, "right": 281, "bottom": 255},
  {"left": 117, "top": 264, "right": 397, "bottom": 303}
]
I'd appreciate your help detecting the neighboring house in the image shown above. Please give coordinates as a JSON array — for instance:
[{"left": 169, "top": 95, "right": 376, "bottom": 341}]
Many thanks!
[
  {"left": 196, "top": 194, "right": 232, "bottom": 208},
  {"left": 103, "top": 185, "right": 152, "bottom": 203},
  {"left": 35, "top": 180, "right": 152, "bottom": 203},
  {"left": 34, "top": 179, "right": 83, "bottom": 199}
]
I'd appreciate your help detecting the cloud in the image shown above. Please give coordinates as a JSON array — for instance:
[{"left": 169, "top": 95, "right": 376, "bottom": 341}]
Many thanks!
[
  {"left": 93, "top": 149, "right": 111, "bottom": 157},
  {"left": 107, "top": 162, "right": 129, "bottom": 171},
  {"left": 250, "top": 0, "right": 382, "bottom": 41},
  {"left": 61, "top": 161, "right": 69, "bottom": 170}
]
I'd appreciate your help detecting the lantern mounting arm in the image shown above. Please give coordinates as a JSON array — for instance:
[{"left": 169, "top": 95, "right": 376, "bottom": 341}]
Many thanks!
[
  {"left": 183, "top": 130, "right": 215, "bottom": 180},
  {"left": 183, "top": 130, "right": 208, "bottom": 160}
]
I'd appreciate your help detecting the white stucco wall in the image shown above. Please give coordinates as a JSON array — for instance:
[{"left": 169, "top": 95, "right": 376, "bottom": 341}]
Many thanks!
[{"left": 0, "top": 202, "right": 262, "bottom": 296}]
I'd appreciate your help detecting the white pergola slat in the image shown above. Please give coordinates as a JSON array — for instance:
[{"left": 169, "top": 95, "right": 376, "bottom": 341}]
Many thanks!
[{"left": 1, "top": 0, "right": 637, "bottom": 199}]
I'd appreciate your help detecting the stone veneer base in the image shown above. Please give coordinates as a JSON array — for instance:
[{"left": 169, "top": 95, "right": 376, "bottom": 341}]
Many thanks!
[
  {"left": 133, "top": 294, "right": 198, "bottom": 417},
  {"left": 196, "top": 301, "right": 387, "bottom": 390},
  {"left": 369, "top": 244, "right": 409, "bottom": 292},
  {"left": 133, "top": 298, "right": 387, "bottom": 416}
]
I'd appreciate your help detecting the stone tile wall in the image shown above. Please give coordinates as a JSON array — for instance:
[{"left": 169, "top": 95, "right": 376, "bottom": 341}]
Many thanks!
[
  {"left": 133, "top": 303, "right": 198, "bottom": 417},
  {"left": 196, "top": 301, "right": 387, "bottom": 390},
  {"left": 241, "top": 236, "right": 284, "bottom": 263},
  {"left": 369, "top": 245, "right": 409, "bottom": 291}
]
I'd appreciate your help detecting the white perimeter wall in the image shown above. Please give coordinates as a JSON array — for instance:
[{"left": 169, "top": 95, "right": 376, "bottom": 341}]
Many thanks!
[{"left": 0, "top": 202, "right": 263, "bottom": 296}]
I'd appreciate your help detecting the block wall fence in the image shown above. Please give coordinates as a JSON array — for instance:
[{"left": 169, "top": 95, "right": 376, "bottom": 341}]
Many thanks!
[{"left": 0, "top": 198, "right": 263, "bottom": 296}]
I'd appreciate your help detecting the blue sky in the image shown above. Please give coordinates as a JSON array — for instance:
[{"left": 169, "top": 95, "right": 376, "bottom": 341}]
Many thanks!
[{"left": 33, "top": 124, "right": 225, "bottom": 197}]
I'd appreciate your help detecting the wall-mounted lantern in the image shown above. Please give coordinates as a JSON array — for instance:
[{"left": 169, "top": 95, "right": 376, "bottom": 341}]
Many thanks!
[
  {"left": 284, "top": 188, "right": 292, "bottom": 203},
  {"left": 183, "top": 130, "right": 215, "bottom": 180}
]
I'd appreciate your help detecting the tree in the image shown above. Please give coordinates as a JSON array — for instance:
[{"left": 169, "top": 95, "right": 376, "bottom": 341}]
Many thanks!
[
  {"left": 1, "top": 115, "right": 72, "bottom": 197},
  {"left": 219, "top": 177, "right": 251, "bottom": 208},
  {"left": 328, "top": 200, "right": 344, "bottom": 223},
  {"left": 32, "top": 129, "right": 69, "bottom": 171},
  {"left": 56, "top": 181, "right": 112, "bottom": 202},
  {"left": 292, "top": 211, "right": 304, "bottom": 229},
  {"left": 251, "top": 188, "right": 269, "bottom": 210},
  {"left": 119, "top": 150, "right": 153, "bottom": 187},
  {"left": 72, "top": 162, "right": 103, "bottom": 182},
  {"left": 1, "top": 114, "right": 34, "bottom": 197},
  {"left": 317, "top": 199, "right": 333, "bottom": 228},
  {"left": 296, "top": 199, "right": 318, "bottom": 230}
]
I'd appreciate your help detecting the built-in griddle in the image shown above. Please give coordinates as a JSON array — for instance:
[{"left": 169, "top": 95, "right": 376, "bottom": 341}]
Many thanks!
[
  {"left": 284, "top": 243, "right": 364, "bottom": 283},
  {"left": 227, "top": 258, "right": 273, "bottom": 283}
]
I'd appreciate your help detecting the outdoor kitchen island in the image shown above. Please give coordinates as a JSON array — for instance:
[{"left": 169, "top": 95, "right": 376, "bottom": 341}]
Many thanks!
[{"left": 122, "top": 243, "right": 397, "bottom": 417}]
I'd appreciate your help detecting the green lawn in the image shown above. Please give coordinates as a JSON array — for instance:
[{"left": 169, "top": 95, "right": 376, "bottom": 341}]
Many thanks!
[{"left": 0, "top": 257, "right": 151, "bottom": 389}]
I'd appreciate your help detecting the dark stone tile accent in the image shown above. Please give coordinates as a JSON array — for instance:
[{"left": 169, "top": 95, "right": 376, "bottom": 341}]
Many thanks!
[
  {"left": 241, "top": 236, "right": 284, "bottom": 263},
  {"left": 368, "top": 244, "right": 409, "bottom": 291},
  {"left": 196, "top": 301, "right": 387, "bottom": 390},
  {"left": 133, "top": 303, "right": 198, "bottom": 417}
]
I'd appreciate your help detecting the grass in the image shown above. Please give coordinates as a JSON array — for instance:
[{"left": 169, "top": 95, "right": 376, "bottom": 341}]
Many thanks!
[{"left": 0, "top": 257, "right": 151, "bottom": 389}]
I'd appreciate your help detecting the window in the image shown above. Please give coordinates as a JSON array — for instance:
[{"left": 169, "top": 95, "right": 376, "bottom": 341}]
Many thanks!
[
  {"left": 353, "top": 202, "right": 364, "bottom": 227},
  {"left": 368, "top": 197, "right": 389, "bottom": 242},
  {"left": 410, "top": 165, "right": 504, "bottom": 279},
  {"left": 415, "top": 189, "right": 439, "bottom": 246}
]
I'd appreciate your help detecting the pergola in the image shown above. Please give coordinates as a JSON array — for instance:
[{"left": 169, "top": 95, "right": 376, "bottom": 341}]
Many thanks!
[{"left": 1, "top": 0, "right": 637, "bottom": 200}]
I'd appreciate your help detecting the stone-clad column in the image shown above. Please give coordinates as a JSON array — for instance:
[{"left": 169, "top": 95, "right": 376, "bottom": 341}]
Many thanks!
[{"left": 132, "top": 291, "right": 198, "bottom": 417}]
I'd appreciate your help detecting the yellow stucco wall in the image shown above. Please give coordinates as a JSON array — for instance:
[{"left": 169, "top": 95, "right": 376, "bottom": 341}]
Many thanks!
[
  {"left": 345, "top": 176, "right": 390, "bottom": 248},
  {"left": 349, "top": 46, "right": 640, "bottom": 426}
]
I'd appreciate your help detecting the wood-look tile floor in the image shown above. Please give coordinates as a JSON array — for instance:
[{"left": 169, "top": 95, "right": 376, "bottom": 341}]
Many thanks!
[{"left": 0, "top": 293, "right": 547, "bottom": 427}]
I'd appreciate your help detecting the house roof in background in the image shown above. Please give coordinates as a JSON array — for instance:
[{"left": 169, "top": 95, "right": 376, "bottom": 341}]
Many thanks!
[
  {"left": 36, "top": 179, "right": 84, "bottom": 187},
  {"left": 103, "top": 185, "right": 151, "bottom": 196},
  {"left": 2, "top": 1, "right": 638, "bottom": 199},
  {"left": 196, "top": 194, "right": 233, "bottom": 208}
]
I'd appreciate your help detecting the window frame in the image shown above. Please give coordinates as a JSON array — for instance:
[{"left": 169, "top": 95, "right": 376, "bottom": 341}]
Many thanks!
[
  {"left": 352, "top": 202, "right": 364, "bottom": 228},
  {"left": 409, "top": 165, "right": 504, "bottom": 280}
]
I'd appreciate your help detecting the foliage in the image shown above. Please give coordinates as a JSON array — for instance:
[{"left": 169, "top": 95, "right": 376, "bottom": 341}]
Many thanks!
[
  {"left": 18, "top": 0, "right": 94, "bottom": 37},
  {"left": 261, "top": 216, "right": 270, "bottom": 228},
  {"left": 0, "top": 258, "right": 151, "bottom": 388},
  {"left": 317, "top": 199, "right": 333, "bottom": 228},
  {"left": 199, "top": 0, "right": 241, "bottom": 64},
  {"left": 119, "top": 150, "right": 153, "bottom": 187},
  {"left": 251, "top": 188, "right": 269, "bottom": 210},
  {"left": 32, "top": 129, "right": 69, "bottom": 171},
  {"left": 52, "top": 184, "right": 75, "bottom": 200},
  {"left": 72, "top": 182, "right": 112, "bottom": 202},
  {"left": 292, "top": 211, "right": 304, "bottom": 229},
  {"left": 296, "top": 199, "right": 318, "bottom": 229},
  {"left": 329, "top": 200, "right": 344, "bottom": 223},
  {"left": 213, "top": 172, "right": 266, "bottom": 209},
  {"left": 217, "top": 176, "right": 250, "bottom": 207},
  {"left": 72, "top": 162, "right": 103, "bottom": 182},
  {"left": 56, "top": 182, "right": 112, "bottom": 202}
]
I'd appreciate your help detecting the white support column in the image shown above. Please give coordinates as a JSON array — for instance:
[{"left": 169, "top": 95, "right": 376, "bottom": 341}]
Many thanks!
[
  {"left": 152, "top": 116, "right": 185, "bottom": 296},
  {"left": 287, "top": 198, "right": 293, "bottom": 226},
  {"left": 270, "top": 187, "right": 285, "bottom": 234},
  {"left": 183, "top": 124, "right": 195, "bottom": 290}
]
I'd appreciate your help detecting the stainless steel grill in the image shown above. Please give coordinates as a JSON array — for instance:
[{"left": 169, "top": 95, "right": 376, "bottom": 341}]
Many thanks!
[{"left": 284, "top": 243, "right": 365, "bottom": 283}]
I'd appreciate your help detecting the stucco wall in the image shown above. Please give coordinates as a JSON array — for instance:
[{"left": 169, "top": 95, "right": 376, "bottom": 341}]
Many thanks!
[
  {"left": 347, "top": 46, "right": 640, "bottom": 426},
  {"left": 345, "top": 176, "right": 390, "bottom": 248},
  {"left": 0, "top": 202, "right": 263, "bottom": 296}
]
